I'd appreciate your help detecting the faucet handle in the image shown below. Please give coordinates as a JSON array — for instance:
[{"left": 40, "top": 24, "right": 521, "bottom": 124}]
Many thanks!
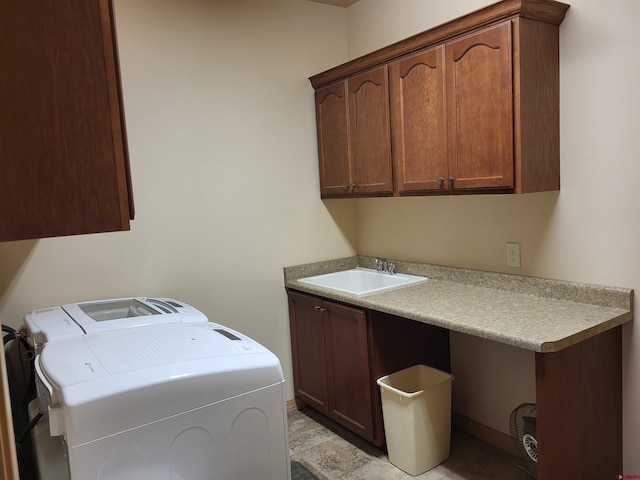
[
  {"left": 387, "top": 263, "right": 396, "bottom": 275},
  {"left": 375, "top": 258, "right": 387, "bottom": 271}
]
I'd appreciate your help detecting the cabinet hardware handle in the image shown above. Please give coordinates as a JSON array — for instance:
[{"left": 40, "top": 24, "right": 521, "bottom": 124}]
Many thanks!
[
  {"left": 314, "top": 306, "right": 327, "bottom": 312},
  {"left": 344, "top": 184, "right": 350, "bottom": 190},
  {"left": 448, "top": 176, "right": 454, "bottom": 184},
  {"left": 351, "top": 183, "right": 357, "bottom": 192},
  {"left": 437, "top": 176, "right": 444, "bottom": 185},
  {"left": 315, "top": 305, "right": 322, "bottom": 310}
]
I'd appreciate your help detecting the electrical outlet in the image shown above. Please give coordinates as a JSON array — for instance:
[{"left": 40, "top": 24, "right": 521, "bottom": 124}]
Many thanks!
[{"left": 506, "top": 242, "right": 521, "bottom": 268}]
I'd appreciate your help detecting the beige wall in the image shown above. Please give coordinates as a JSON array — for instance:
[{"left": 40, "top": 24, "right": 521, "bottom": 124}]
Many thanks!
[
  {"left": 0, "top": 0, "right": 356, "bottom": 412},
  {"left": 347, "top": 0, "right": 640, "bottom": 472},
  {"left": 0, "top": 0, "right": 638, "bottom": 472}
]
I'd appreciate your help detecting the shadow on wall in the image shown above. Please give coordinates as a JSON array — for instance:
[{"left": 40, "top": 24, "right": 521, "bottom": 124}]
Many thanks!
[
  {"left": 0, "top": 240, "right": 37, "bottom": 307},
  {"left": 353, "top": 191, "right": 561, "bottom": 274},
  {"left": 322, "top": 198, "right": 359, "bottom": 252}
]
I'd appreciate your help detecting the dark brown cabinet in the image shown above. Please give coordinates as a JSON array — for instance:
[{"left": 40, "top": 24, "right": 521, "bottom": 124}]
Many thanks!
[
  {"left": 310, "top": 0, "right": 569, "bottom": 197},
  {"left": 288, "top": 291, "right": 374, "bottom": 440},
  {"left": 288, "top": 292, "right": 329, "bottom": 413},
  {"left": 443, "top": 18, "right": 563, "bottom": 194},
  {"left": 325, "top": 299, "right": 374, "bottom": 438},
  {"left": 389, "top": 45, "right": 447, "bottom": 194},
  {"left": 288, "top": 290, "right": 450, "bottom": 446},
  {"left": 0, "top": 0, "right": 134, "bottom": 242},
  {"left": 314, "top": 66, "right": 393, "bottom": 198},
  {"left": 315, "top": 82, "right": 350, "bottom": 197},
  {"left": 445, "top": 22, "right": 514, "bottom": 192},
  {"left": 390, "top": 24, "right": 514, "bottom": 194}
]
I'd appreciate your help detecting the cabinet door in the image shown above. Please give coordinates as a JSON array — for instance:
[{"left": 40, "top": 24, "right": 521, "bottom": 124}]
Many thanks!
[
  {"left": 347, "top": 67, "right": 393, "bottom": 195},
  {"left": 323, "top": 300, "right": 374, "bottom": 440},
  {"left": 390, "top": 46, "right": 448, "bottom": 194},
  {"left": 0, "top": 0, "right": 134, "bottom": 241},
  {"left": 446, "top": 22, "right": 514, "bottom": 191},
  {"left": 315, "top": 81, "right": 351, "bottom": 197},
  {"left": 288, "top": 292, "right": 329, "bottom": 414}
]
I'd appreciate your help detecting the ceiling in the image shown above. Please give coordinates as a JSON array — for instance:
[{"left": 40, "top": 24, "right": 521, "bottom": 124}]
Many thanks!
[{"left": 307, "top": 0, "right": 359, "bottom": 7}]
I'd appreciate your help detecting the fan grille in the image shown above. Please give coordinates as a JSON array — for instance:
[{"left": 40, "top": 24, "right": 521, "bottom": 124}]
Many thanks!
[{"left": 509, "top": 402, "right": 537, "bottom": 476}]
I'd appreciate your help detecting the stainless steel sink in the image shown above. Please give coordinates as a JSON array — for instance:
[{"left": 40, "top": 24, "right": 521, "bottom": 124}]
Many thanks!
[{"left": 298, "top": 268, "right": 427, "bottom": 296}]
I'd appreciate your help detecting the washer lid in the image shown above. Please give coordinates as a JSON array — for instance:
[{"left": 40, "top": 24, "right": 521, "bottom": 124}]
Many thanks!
[
  {"left": 62, "top": 297, "right": 209, "bottom": 335},
  {"left": 26, "top": 297, "right": 209, "bottom": 347}
]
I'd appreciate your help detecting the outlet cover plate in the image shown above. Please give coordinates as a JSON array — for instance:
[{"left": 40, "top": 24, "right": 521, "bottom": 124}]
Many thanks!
[{"left": 506, "top": 242, "right": 521, "bottom": 268}]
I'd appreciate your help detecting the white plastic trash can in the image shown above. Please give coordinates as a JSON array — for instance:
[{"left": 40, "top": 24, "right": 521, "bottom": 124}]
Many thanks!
[{"left": 377, "top": 364, "right": 454, "bottom": 475}]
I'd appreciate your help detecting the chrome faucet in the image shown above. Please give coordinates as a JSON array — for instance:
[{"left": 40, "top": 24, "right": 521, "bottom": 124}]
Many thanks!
[{"left": 375, "top": 258, "right": 396, "bottom": 275}]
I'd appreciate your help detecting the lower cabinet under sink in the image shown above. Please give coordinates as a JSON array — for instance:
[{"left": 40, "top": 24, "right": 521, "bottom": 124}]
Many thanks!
[{"left": 287, "top": 289, "right": 450, "bottom": 446}]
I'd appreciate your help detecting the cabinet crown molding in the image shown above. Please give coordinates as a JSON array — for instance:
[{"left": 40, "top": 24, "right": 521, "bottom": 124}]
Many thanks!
[{"left": 309, "top": 0, "right": 569, "bottom": 89}]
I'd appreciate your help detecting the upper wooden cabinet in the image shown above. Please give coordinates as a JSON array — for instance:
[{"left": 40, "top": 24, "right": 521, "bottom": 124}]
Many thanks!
[
  {"left": 0, "top": 0, "right": 134, "bottom": 242},
  {"left": 347, "top": 67, "right": 393, "bottom": 196},
  {"left": 315, "top": 82, "right": 350, "bottom": 197},
  {"left": 309, "top": 0, "right": 569, "bottom": 198},
  {"left": 390, "top": 45, "right": 447, "bottom": 194},
  {"left": 445, "top": 21, "right": 515, "bottom": 192},
  {"left": 315, "top": 67, "right": 393, "bottom": 197}
]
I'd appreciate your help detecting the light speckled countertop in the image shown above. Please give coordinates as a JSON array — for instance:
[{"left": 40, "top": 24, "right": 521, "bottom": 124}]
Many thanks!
[{"left": 284, "top": 256, "right": 634, "bottom": 353}]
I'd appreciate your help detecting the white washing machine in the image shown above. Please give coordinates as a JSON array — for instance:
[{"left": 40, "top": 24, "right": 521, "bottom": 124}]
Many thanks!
[{"left": 32, "top": 322, "right": 291, "bottom": 480}]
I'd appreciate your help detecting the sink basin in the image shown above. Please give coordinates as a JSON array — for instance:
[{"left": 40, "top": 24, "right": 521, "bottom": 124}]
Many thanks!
[{"left": 298, "top": 268, "right": 427, "bottom": 296}]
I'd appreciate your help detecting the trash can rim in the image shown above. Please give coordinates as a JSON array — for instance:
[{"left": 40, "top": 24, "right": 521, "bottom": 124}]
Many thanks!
[{"left": 376, "top": 364, "right": 454, "bottom": 399}]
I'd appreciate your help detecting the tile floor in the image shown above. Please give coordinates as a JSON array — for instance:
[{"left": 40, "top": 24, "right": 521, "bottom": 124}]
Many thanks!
[{"left": 288, "top": 408, "right": 533, "bottom": 480}]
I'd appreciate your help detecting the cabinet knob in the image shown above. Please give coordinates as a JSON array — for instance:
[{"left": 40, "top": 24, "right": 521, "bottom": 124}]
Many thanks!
[
  {"left": 344, "top": 184, "right": 350, "bottom": 190},
  {"left": 448, "top": 176, "right": 454, "bottom": 184},
  {"left": 437, "top": 176, "right": 444, "bottom": 185},
  {"left": 350, "top": 183, "right": 357, "bottom": 192},
  {"left": 314, "top": 305, "right": 326, "bottom": 312}
]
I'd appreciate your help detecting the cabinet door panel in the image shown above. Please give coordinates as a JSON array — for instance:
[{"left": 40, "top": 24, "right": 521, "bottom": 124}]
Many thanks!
[
  {"left": 288, "top": 292, "right": 329, "bottom": 414},
  {"left": 0, "top": 0, "right": 133, "bottom": 241},
  {"left": 324, "top": 301, "right": 373, "bottom": 439},
  {"left": 315, "top": 82, "right": 351, "bottom": 197},
  {"left": 390, "top": 46, "right": 448, "bottom": 194},
  {"left": 347, "top": 67, "right": 393, "bottom": 195},
  {"left": 446, "top": 22, "right": 514, "bottom": 190}
]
